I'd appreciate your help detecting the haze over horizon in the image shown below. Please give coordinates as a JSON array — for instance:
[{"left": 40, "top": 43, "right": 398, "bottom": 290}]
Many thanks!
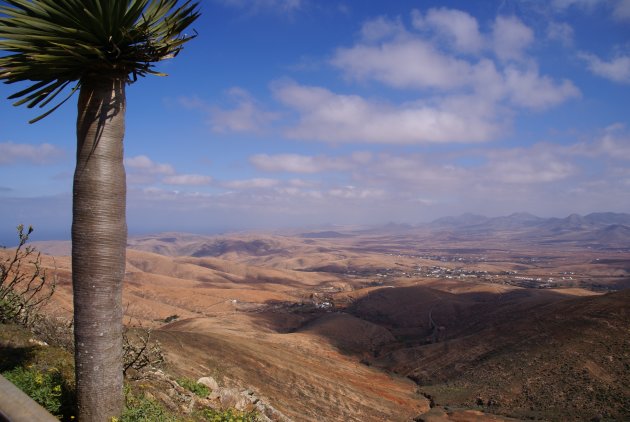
[{"left": 1, "top": 0, "right": 629, "bottom": 243}]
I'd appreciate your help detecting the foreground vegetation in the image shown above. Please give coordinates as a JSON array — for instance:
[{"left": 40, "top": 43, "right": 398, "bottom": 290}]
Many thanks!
[
  {"left": 0, "top": 323, "right": 259, "bottom": 422},
  {"left": 0, "top": 227, "right": 260, "bottom": 421}
]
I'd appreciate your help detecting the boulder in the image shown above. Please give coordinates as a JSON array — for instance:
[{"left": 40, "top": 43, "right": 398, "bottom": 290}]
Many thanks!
[{"left": 197, "top": 376, "right": 219, "bottom": 391}]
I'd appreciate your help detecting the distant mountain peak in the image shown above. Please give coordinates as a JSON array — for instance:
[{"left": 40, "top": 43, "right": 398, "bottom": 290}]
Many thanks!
[
  {"left": 507, "top": 212, "right": 541, "bottom": 220},
  {"left": 430, "top": 213, "right": 489, "bottom": 227}
]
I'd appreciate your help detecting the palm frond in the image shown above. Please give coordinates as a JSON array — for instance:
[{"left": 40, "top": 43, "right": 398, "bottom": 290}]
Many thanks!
[{"left": 0, "top": 0, "right": 200, "bottom": 122}]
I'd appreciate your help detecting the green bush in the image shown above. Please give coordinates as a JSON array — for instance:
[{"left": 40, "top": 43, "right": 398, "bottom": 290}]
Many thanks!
[
  {"left": 201, "top": 408, "right": 258, "bottom": 422},
  {"left": 2, "top": 365, "right": 71, "bottom": 418},
  {"left": 120, "top": 387, "right": 259, "bottom": 422},
  {"left": 120, "top": 388, "right": 178, "bottom": 422},
  {"left": 177, "top": 377, "right": 210, "bottom": 397}
]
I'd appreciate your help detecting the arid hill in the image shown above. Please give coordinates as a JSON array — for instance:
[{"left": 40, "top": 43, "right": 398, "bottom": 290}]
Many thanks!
[
  {"left": 19, "top": 213, "right": 630, "bottom": 420},
  {"left": 354, "top": 287, "right": 630, "bottom": 420}
]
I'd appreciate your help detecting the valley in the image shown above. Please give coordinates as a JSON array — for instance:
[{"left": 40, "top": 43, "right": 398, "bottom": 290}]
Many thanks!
[{"left": 28, "top": 212, "right": 630, "bottom": 421}]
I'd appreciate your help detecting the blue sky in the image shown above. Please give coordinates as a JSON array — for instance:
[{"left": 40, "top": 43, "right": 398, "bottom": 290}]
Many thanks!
[{"left": 1, "top": 0, "right": 630, "bottom": 243}]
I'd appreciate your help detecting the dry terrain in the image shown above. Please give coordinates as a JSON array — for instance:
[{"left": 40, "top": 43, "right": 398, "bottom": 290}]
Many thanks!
[{"left": 15, "top": 212, "right": 630, "bottom": 421}]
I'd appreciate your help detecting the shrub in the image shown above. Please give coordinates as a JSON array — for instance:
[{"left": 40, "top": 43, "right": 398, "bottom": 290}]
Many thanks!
[
  {"left": 201, "top": 408, "right": 258, "bottom": 422},
  {"left": 119, "top": 387, "right": 178, "bottom": 422},
  {"left": 163, "top": 314, "right": 179, "bottom": 323},
  {"left": 177, "top": 377, "right": 210, "bottom": 397},
  {"left": 0, "top": 225, "right": 56, "bottom": 326},
  {"left": 1, "top": 366, "right": 73, "bottom": 418},
  {"left": 123, "top": 327, "right": 165, "bottom": 379},
  {"left": 32, "top": 316, "right": 75, "bottom": 352}
]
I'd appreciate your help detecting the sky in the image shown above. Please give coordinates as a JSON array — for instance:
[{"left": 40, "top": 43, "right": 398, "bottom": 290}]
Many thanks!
[{"left": 1, "top": 0, "right": 630, "bottom": 243}]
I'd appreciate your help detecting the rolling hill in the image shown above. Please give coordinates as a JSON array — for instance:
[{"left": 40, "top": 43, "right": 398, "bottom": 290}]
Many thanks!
[{"left": 12, "top": 213, "right": 630, "bottom": 420}]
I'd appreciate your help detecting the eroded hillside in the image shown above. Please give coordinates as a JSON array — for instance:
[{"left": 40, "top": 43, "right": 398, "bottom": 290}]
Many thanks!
[{"left": 25, "top": 218, "right": 630, "bottom": 420}]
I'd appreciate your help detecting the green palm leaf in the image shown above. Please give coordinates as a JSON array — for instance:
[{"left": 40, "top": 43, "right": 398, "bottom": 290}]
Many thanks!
[{"left": 0, "top": 0, "right": 200, "bottom": 123}]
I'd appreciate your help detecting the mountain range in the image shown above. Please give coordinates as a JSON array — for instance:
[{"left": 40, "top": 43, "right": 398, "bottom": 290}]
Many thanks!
[
  {"left": 429, "top": 211, "right": 630, "bottom": 231},
  {"left": 425, "top": 212, "right": 630, "bottom": 249}
]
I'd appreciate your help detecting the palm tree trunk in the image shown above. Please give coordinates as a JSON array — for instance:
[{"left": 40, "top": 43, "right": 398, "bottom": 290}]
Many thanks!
[{"left": 72, "top": 75, "right": 127, "bottom": 421}]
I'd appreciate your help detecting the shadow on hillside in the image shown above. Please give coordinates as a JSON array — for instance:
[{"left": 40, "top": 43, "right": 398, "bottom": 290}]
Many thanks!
[
  {"left": 0, "top": 345, "right": 35, "bottom": 372},
  {"left": 256, "top": 284, "right": 568, "bottom": 324},
  {"left": 156, "top": 286, "right": 630, "bottom": 421},
  {"left": 249, "top": 285, "right": 613, "bottom": 361}
]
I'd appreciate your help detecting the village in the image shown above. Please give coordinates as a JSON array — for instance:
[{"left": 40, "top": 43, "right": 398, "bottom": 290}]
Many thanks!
[{"left": 337, "top": 253, "right": 588, "bottom": 291}]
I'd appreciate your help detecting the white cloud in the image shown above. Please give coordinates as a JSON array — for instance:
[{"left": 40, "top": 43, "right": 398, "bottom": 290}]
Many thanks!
[
  {"left": 484, "top": 147, "right": 575, "bottom": 184},
  {"left": 250, "top": 152, "right": 475, "bottom": 196},
  {"left": 177, "top": 10, "right": 579, "bottom": 147},
  {"left": 565, "top": 124, "right": 630, "bottom": 160},
  {"left": 272, "top": 186, "right": 323, "bottom": 198},
  {"left": 250, "top": 153, "right": 358, "bottom": 173},
  {"left": 288, "top": 178, "right": 317, "bottom": 187},
  {"left": 209, "top": 88, "right": 280, "bottom": 133},
  {"left": 579, "top": 52, "right": 630, "bottom": 84},
  {"left": 587, "top": 124, "right": 630, "bottom": 160},
  {"left": 552, "top": 0, "right": 630, "bottom": 20},
  {"left": 546, "top": 21, "right": 574, "bottom": 46},
  {"left": 551, "top": 0, "right": 607, "bottom": 11},
  {"left": 492, "top": 16, "right": 534, "bottom": 62},
  {"left": 180, "top": 89, "right": 279, "bottom": 134},
  {"left": 413, "top": 8, "right": 484, "bottom": 54},
  {"left": 503, "top": 66, "right": 580, "bottom": 109},
  {"left": 0, "top": 142, "right": 64, "bottom": 165},
  {"left": 331, "top": 38, "right": 471, "bottom": 90},
  {"left": 329, "top": 15, "right": 577, "bottom": 115},
  {"left": 359, "top": 16, "right": 405, "bottom": 42},
  {"left": 125, "top": 156, "right": 211, "bottom": 187},
  {"left": 223, "top": 178, "right": 279, "bottom": 189},
  {"left": 273, "top": 82, "right": 501, "bottom": 144},
  {"left": 614, "top": 0, "right": 630, "bottom": 19},
  {"left": 177, "top": 95, "right": 206, "bottom": 109},
  {"left": 599, "top": 136, "right": 630, "bottom": 160},
  {"left": 5, "top": 137, "right": 627, "bottom": 234},
  {"left": 345, "top": 141, "right": 591, "bottom": 203},
  {"left": 215, "top": 0, "right": 303, "bottom": 14},
  {"left": 328, "top": 186, "right": 385, "bottom": 199},
  {"left": 113, "top": 130, "right": 630, "bottom": 219},
  {"left": 125, "top": 155, "right": 175, "bottom": 175},
  {"left": 361, "top": 154, "right": 470, "bottom": 191},
  {"left": 163, "top": 174, "right": 212, "bottom": 186}
]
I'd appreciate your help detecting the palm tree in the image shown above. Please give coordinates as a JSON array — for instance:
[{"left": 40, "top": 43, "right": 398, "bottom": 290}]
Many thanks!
[{"left": 0, "top": 1, "right": 199, "bottom": 420}]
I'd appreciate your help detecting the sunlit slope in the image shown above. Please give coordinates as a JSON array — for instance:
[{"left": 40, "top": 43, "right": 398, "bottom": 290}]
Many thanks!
[{"left": 156, "top": 314, "right": 429, "bottom": 422}]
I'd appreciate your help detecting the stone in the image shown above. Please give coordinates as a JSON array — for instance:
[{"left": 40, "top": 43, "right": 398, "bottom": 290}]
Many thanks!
[
  {"left": 219, "top": 388, "right": 240, "bottom": 408},
  {"left": 197, "top": 376, "right": 219, "bottom": 391}
]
